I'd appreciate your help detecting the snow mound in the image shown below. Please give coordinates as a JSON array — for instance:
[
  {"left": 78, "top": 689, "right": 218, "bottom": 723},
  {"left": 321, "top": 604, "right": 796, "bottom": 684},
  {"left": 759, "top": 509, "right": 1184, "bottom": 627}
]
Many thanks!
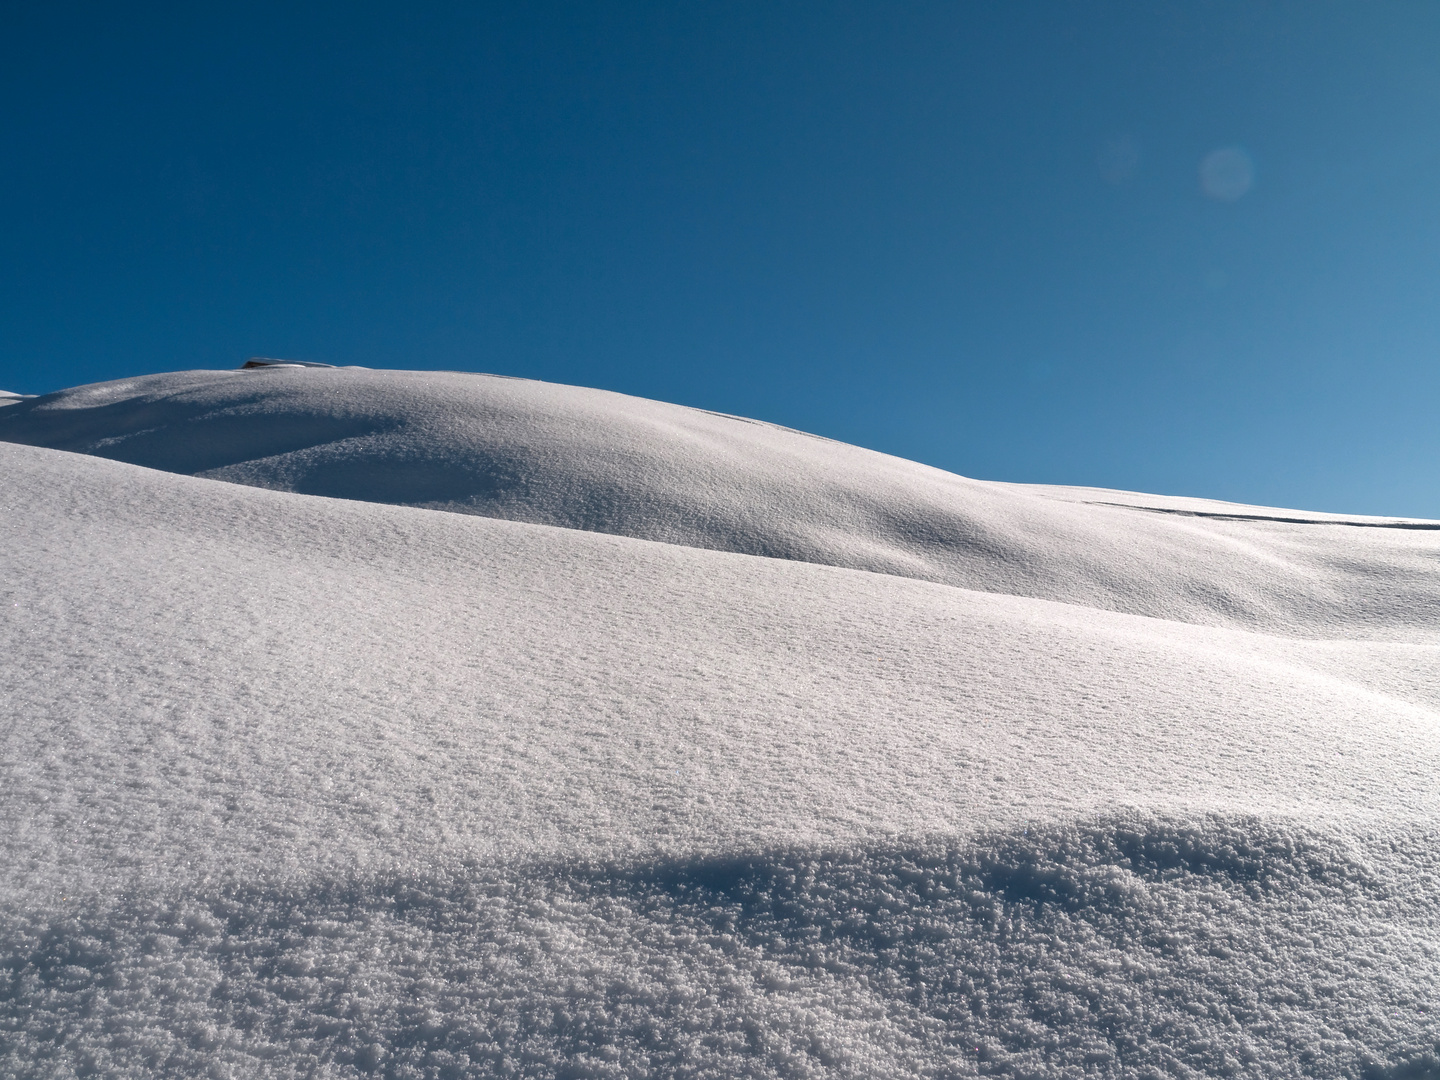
[
  {"left": 7, "top": 437, "right": 1439, "bottom": 902},
  {"left": 3, "top": 366, "right": 1437, "bottom": 637}
]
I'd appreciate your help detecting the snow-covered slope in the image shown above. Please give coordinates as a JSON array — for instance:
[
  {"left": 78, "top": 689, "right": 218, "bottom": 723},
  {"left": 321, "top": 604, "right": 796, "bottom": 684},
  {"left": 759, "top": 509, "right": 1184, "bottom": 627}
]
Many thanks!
[
  {"left": 3, "top": 369, "right": 1439, "bottom": 1078},
  {"left": 3, "top": 365, "right": 1437, "bottom": 639}
]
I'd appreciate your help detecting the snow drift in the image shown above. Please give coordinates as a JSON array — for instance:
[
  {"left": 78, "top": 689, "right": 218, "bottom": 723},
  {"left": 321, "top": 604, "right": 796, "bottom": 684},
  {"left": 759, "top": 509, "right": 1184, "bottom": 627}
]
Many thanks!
[
  {"left": 2, "top": 367, "right": 1438, "bottom": 1078},
  {"left": 3, "top": 365, "right": 1437, "bottom": 638}
]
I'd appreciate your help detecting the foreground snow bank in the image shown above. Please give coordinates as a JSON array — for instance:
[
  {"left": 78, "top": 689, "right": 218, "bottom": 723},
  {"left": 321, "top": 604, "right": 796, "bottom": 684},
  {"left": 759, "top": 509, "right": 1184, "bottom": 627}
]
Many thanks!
[
  {"left": 6, "top": 817, "right": 1439, "bottom": 1080},
  {"left": 3, "top": 366, "right": 1437, "bottom": 638}
]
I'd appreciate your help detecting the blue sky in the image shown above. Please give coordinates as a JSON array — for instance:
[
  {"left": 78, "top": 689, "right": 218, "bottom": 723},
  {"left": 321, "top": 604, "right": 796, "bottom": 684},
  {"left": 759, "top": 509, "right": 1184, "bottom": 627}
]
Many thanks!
[{"left": 4, "top": 2, "right": 1439, "bottom": 515}]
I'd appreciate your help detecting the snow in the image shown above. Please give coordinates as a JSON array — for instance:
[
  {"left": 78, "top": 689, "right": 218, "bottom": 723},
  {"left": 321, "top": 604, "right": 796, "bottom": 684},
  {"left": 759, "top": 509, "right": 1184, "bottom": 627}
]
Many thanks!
[
  {"left": 2, "top": 366, "right": 1438, "bottom": 1078},
  {"left": 4, "top": 366, "right": 1438, "bottom": 641}
]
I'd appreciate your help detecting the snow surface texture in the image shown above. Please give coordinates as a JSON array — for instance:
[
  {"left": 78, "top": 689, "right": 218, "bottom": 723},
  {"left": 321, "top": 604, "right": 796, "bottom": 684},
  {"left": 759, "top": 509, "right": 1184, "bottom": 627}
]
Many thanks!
[{"left": 3, "top": 367, "right": 1439, "bottom": 1078}]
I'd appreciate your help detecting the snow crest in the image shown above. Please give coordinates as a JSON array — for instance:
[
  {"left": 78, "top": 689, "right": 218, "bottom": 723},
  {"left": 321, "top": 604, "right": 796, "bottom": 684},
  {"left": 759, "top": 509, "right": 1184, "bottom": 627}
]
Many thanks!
[{"left": 3, "top": 366, "right": 1437, "bottom": 638}]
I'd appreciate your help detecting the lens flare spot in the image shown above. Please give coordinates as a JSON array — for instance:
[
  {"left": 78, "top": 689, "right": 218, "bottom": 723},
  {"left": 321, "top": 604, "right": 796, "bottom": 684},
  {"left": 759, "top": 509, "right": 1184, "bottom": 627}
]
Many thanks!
[{"left": 1199, "top": 146, "right": 1255, "bottom": 201}]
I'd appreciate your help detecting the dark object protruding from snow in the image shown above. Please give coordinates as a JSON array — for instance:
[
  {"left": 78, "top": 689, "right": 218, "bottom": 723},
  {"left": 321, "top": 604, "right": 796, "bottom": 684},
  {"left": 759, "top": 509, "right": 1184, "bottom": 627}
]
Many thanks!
[{"left": 241, "top": 358, "right": 336, "bottom": 369}]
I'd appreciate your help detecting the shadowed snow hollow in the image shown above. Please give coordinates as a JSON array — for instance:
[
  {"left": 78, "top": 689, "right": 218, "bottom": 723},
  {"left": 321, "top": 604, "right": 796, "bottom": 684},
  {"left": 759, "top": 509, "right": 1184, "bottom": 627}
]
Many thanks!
[{"left": 3, "top": 365, "right": 1437, "bottom": 638}]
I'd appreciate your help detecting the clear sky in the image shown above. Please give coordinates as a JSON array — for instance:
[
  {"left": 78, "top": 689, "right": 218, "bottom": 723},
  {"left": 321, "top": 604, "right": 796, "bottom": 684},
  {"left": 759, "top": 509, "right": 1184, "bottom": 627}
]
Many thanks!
[{"left": 4, "top": 2, "right": 1439, "bottom": 515}]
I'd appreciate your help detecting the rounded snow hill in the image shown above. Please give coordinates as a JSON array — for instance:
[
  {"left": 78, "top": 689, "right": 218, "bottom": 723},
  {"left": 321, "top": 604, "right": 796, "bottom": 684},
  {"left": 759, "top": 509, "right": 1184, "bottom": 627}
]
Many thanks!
[
  {"left": 2, "top": 364, "right": 1437, "bottom": 639},
  {"left": 4, "top": 370, "right": 1440, "bottom": 1078}
]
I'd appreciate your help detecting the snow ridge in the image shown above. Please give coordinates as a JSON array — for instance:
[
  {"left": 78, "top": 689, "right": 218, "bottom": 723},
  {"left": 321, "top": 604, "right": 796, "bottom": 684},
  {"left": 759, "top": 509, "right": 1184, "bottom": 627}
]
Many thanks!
[{"left": 3, "top": 366, "right": 1437, "bottom": 638}]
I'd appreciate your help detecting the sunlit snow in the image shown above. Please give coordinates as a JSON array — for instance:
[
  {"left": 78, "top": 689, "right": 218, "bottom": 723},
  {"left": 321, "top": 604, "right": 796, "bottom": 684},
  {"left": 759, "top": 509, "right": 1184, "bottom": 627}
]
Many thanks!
[{"left": 3, "top": 366, "right": 1438, "bottom": 1078}]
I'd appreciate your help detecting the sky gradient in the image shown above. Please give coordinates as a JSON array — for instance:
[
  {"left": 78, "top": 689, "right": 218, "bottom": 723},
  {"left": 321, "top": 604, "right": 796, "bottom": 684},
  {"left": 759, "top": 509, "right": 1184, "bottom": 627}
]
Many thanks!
[{"left": 3, "top": 2, "right": 1439, "bottom": 516}]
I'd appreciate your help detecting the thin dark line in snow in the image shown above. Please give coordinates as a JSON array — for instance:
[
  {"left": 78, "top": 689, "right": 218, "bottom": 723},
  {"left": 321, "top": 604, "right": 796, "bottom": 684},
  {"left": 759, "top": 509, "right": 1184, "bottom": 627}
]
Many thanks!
[{"left": 1085, "top": 502, "right": 1440, "bottom": 530}]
